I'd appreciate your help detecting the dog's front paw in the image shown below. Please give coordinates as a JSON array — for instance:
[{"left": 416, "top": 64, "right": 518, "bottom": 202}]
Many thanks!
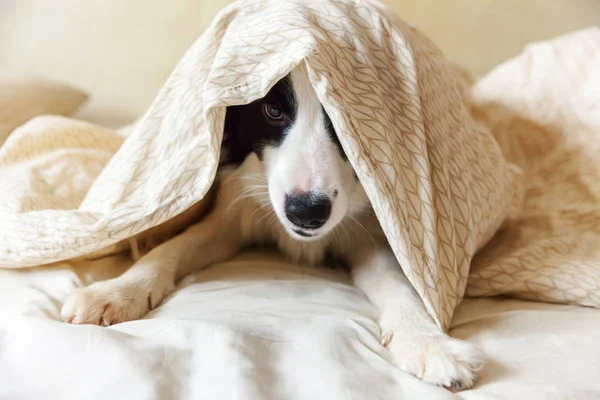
[
  {"left": 61, "top": 280, "right": 168, "bottom": 326},
  {"left": 381, "top": 325, "right": 483, "bottom": 391}
]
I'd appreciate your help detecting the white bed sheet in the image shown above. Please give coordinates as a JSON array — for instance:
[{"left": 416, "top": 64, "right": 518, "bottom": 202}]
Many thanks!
[{"left": 1, "top": 250, "right": 599, "bottom": 400}]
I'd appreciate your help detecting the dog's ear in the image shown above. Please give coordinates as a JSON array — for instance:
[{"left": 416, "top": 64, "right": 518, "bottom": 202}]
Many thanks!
[
  {"left": 223, "top": 106, "right": 239, "bottom": 139},
  {"left": 222, "top": 105, "right": 256, "bottom": 166},
  {"left": 220, "top": 106, "right": 239, "bottom": 166}
]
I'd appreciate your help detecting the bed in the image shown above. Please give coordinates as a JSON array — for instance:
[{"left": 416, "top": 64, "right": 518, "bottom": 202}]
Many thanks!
[
  {"left": 1, "top": 2, "right": 600, "bottom": 399},
  {"left": 2, "top": 252, "right": 600, "bottom": 399}
]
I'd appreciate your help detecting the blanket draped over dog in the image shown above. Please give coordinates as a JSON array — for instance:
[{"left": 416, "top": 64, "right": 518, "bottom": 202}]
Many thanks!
[{"left": 0, "top": 0, "right": 598, "bottom": 330}]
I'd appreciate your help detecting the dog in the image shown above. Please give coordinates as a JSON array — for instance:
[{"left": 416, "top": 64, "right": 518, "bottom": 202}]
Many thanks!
[{"left": 61, "top": 63, "right": 482, "bottom": 390}]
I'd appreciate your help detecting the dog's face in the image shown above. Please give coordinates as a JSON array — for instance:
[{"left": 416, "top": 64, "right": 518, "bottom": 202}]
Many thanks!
[{"left": 223, "top": 64, "right": 370, "bottom": 241}]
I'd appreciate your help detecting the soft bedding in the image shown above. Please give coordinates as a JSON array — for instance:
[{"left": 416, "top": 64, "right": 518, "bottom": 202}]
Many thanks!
[
  {"left": 1, "top": 252, "right": 600, "bottom": 400},
  {"left": 0, "top": 0, "right": 599, "bottom": 398},
  {"left": 1, "top": 1, "right": 599, "bottom": 333},
  {"left": 0, "top": 72, "right": 88, "bottom": 146}
]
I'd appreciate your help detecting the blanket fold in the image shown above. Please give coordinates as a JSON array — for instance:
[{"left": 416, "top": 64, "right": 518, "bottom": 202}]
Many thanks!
[{"left": 466, "top": 27, "right": 600, "bottom": 307}]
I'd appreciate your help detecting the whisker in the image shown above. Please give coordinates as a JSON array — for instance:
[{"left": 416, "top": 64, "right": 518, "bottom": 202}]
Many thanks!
[
  {"left": 258, "top": 209, "right": 277, "bottom": 225},
  {"left": 227, "top": 192, "right": 269, "bottom": 213},
  {"left": 243, "top": 184, "right": 269, "bottom": 188},
  {"left": 222, "top": 174, "right": 268, "bottom": 186},
  {"left": 349, "top": 202, "right": 376, "bottom": 217},
  {"left": 268, "top": 212, "right": 279, "bottom": 226},
  {"left": 347, "top": 215, "right": 376, "bottom": 246},
  {"left": 250, "top": 202, "right": 273, "bottom": 219},
  {"left": 336, "top": 228, "right": 346, "bottom": 256},
  {"left": 340, "top": 221, "right": 351, "bottom": 254},
  {"left": 236, "top": 188, "right": 269, "bottom": 199}
]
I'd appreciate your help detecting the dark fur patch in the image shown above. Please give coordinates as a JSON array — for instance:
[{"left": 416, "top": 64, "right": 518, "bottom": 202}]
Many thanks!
[
  {"left": 222, "top": 75, "right": 297, "bottom": 165},
  {"left": 222, "top": 75, "right": 351, "bottom": 168},
  {"left": 322, "top": 108, "right": 347, "bottom": 161}
]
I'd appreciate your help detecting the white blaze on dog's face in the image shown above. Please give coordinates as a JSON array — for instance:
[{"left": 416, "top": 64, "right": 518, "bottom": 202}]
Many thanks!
[{"left": 223, "top": 64, "right": 369, "bottom": 241}]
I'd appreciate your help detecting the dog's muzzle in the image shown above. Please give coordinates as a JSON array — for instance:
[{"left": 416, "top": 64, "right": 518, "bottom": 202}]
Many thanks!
[{"left": 284, "top": 191, "right": 332, "bottom": 231}]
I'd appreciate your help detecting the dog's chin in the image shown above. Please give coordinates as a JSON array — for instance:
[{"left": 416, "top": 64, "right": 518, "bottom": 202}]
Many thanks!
[
  {"left": 275, "top": 218, "right": 334, "bottom": 242},
  {"left": 286, "top": 227, "right": 325, "bottom": 242}
]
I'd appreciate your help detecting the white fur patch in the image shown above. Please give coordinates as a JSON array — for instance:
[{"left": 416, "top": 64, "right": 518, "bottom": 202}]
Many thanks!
[{"left": 265, "top": 63, "right": 368, "bottom": 242}]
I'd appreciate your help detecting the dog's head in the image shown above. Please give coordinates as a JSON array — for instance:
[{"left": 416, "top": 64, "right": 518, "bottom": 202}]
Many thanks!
[{"left": 223, "top": 64, "right": 370, "bottom": 241}]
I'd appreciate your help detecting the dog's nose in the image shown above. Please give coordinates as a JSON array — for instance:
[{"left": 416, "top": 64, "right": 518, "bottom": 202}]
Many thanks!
[{"left": 285, "top": 192, "right": 332, "bottom": 230}]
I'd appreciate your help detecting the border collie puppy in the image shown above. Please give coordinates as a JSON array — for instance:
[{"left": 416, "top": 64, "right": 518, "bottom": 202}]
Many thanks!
[{"left": 62, "top": 63, "right": 482, "bottom": 390}]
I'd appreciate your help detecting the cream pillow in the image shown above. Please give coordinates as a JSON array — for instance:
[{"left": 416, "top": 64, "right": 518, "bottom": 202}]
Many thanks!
[{"left": 0, "top": 71, "right": 88, "bottom": 146}]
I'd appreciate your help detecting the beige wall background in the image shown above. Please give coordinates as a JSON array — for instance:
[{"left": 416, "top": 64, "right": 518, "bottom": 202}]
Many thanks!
[{"left": 1, "top": 0, "right": 599, "bottom": 123}]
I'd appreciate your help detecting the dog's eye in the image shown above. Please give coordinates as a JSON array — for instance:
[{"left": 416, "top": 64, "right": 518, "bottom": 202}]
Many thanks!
[{"left": 263, "top": 103, "right": 284, "bottom": 121}]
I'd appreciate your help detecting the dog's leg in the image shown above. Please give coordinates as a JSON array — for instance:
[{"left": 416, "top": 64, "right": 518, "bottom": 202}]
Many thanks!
[
  {"left": 61, "top": 211, "right": 240, "bottom": 326},
  {"left": 349, "top": 248, "right": 483, "bottom": 391}
]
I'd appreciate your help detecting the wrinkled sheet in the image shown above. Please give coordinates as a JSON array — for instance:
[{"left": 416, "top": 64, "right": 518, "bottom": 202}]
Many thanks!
[{"left": 1, "top": 251, "right": 599, "bottom": 400}]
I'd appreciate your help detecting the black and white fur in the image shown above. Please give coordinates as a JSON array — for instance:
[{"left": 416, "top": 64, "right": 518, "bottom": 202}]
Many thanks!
[{"left": 62, "top": 64, "right": 482, "bottom": 390}]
